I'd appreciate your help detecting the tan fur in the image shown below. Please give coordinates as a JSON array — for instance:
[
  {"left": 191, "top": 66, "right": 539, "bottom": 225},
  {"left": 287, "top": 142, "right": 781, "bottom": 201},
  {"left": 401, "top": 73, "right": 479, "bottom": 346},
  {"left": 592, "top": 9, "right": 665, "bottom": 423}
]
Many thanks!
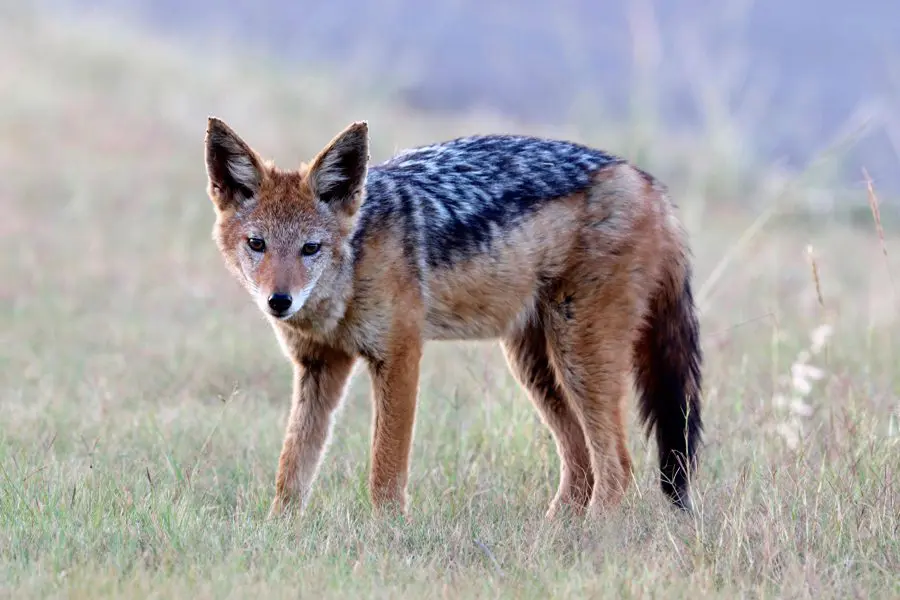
[
  {"left": 424, "top": 195, "right": 582, "bottom": 340},
  {"left": 204, "top": 118, "right": 701, "bottom": 520}
]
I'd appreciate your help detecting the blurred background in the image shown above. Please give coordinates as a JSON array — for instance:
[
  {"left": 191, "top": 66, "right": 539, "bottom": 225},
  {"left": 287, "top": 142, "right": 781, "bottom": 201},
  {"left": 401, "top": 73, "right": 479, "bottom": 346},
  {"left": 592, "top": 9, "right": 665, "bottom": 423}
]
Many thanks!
[{"left": 59, "top": 0, "right": 900, "bottom": 197}]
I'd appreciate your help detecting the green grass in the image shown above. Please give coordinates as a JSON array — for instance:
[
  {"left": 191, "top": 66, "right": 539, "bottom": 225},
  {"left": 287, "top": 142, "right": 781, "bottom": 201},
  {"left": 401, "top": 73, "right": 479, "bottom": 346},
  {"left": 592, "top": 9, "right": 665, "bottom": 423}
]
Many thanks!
[{"left": 1, "top": 3, "right": 898, "bottom": 598}]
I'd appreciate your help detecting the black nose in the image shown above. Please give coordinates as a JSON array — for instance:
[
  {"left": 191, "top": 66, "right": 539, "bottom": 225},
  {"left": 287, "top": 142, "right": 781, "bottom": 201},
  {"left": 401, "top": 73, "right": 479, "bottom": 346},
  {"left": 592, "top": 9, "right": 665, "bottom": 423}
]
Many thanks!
[{"left": 267, "top": 293, "right": 293, "bottom": 314}]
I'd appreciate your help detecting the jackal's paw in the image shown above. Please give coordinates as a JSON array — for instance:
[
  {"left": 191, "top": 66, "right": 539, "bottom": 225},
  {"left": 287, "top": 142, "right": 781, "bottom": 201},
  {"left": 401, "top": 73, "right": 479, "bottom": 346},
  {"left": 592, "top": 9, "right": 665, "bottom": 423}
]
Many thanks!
[
  {"left": 370, "top": 489, "right": 408, "bottom": 520},
  {"left": 585, "top": 491, "right": 627, "bottom": 520},
  {"left": 266, "top": 498, "right": 284, "bottom": 521},
  {"left": 267, "top": 494, "right": 300, "bottom": 521},
  {"left": 545, "top": 496, "right": 589, "bottom": 521}
]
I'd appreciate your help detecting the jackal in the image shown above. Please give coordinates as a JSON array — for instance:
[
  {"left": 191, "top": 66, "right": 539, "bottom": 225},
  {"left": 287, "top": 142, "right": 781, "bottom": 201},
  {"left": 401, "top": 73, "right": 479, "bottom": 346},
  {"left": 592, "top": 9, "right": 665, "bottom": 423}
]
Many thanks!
[{"left": 204, "top": 118, "right": 703, "bottom": 519}]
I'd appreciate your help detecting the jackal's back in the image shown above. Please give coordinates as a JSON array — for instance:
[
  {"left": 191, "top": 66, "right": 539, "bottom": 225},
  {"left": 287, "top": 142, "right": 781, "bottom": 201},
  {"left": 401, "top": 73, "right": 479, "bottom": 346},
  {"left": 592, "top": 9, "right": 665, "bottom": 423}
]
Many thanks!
[{"left": 356, "top": 135, "right": 624, "bottom": 270}]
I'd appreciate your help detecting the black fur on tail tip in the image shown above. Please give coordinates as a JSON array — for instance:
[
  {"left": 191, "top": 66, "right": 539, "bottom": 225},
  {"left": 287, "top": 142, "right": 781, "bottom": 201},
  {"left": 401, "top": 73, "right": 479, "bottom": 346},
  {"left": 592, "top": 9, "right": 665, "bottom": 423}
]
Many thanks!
[
  {"left": 660, "top": 448, "right": 698, "bottom": 513},
  {"left": 633, "top": 267, "right": 704, "bottom": 513}
]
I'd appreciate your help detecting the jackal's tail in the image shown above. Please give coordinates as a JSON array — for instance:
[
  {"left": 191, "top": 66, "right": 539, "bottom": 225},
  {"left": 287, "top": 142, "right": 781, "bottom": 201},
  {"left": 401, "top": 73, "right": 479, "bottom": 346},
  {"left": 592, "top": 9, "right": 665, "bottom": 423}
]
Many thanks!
[{"left": 632, "top": 245, "right": 703, "bottom": 511}]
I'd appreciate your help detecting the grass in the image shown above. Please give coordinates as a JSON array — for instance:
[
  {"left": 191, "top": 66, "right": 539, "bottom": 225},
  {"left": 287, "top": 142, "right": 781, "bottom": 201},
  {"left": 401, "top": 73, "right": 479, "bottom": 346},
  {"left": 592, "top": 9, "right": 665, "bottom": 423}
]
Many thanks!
[{"left": 1, "top": 3, "right": 899, "bottom": 598}]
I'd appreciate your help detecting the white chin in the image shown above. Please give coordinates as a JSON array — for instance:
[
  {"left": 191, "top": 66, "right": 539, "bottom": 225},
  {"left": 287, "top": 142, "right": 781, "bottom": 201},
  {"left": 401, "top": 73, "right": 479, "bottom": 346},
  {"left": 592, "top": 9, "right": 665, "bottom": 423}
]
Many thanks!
[{"left": 271, "top": 311, "right": 298, "bottom": 321}]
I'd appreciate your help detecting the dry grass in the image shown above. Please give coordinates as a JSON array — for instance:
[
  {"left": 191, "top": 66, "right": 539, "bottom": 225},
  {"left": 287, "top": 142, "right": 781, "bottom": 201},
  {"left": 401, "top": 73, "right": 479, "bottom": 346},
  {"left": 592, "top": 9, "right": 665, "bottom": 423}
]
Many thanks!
[{"left": 1, "top": 3, "right": 898, "bottom": 599}]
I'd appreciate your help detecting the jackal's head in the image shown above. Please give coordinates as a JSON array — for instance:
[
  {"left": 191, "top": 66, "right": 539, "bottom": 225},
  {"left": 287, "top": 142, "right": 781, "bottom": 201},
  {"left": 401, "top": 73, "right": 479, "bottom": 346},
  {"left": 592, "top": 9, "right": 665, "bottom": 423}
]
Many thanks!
[{"left": 204, "top": 118, "right": 369, "bottom": 325}]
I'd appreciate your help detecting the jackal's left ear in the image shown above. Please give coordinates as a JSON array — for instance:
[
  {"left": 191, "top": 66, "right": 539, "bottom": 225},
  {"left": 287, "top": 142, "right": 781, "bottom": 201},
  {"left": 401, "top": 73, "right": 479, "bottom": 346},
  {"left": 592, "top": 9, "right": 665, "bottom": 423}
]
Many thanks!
[
  {"left": 308, "top": 121, "right": 369, "bottom": 216},
  {"left": 205, "top": 117, "right": 265, "bottom": 210}
]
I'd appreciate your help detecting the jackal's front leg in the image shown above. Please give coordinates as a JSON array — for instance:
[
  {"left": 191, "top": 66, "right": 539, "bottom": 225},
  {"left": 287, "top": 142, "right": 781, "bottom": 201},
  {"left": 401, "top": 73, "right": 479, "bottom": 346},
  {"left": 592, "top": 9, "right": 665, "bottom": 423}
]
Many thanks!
[
  {"left": 268, "top": 348, "right": 356, "bottom": 519},
  {"left": 367, "top": 335, "right": 423, "bottom": 514}
]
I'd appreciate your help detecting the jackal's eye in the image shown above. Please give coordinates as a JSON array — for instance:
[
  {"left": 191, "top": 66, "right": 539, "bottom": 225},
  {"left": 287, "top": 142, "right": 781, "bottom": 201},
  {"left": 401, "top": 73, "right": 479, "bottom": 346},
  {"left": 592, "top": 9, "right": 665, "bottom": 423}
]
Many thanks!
[
  {"left": 247, "top": 237, "right": 266, "bottom": 252},
  {"left": 301, "top": 242, "right": 321, "bottom": 257}
]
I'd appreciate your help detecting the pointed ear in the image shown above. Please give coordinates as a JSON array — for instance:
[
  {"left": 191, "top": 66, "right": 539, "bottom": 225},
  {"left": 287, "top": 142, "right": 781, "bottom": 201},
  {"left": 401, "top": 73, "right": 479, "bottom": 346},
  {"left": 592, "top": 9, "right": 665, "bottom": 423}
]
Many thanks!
[
  {"left": 307, "top": 121, "right": 370, "bottom": 215},
  {"left": 205, "top": 117, "right": 265, "bottom": 210}
]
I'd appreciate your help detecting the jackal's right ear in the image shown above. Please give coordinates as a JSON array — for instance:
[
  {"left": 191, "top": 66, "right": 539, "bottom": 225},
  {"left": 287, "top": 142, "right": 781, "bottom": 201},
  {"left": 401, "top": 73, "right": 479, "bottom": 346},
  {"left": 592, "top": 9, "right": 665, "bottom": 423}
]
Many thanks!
[
  {"left": 205, "top": 117, "right": 264, "bottom": 210},
  {"left": 307, "top": 121, "right": 370, "bottom": 217}
]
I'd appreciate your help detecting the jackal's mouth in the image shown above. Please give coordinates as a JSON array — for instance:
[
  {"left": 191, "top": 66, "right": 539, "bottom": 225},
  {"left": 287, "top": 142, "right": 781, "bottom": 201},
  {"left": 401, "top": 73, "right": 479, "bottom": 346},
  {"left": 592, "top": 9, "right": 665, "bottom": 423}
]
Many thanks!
[{"left": 266, "top": 308, "right": 299, "bottom": 321}]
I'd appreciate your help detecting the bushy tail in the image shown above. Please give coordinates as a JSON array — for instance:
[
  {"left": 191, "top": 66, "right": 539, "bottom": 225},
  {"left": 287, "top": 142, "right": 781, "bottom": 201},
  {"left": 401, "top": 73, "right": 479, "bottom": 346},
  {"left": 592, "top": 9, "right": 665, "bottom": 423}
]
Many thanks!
[{"left": 633, "top": 252, "right": 703, "bottom": 511}]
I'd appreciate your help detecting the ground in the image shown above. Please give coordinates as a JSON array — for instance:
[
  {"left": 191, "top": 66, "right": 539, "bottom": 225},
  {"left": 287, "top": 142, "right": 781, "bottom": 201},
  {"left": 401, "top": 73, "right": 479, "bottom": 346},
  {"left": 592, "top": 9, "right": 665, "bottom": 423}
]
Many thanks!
[{"left": 0, "top": 4, "right": 898, "bottom": 599}]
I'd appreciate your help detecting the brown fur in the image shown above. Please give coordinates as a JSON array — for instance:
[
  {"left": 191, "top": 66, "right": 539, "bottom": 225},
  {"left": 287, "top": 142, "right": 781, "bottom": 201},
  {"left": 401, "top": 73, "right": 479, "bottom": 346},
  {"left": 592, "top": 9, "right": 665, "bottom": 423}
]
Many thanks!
[{"left": 203, "top": 118, "right": 703, "bottom": 520}]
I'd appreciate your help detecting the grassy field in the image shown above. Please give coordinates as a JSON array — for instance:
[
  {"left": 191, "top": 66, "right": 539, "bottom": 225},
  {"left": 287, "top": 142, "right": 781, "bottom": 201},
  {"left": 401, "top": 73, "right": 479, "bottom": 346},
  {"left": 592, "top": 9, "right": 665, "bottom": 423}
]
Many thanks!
[{"left": 1, "top": 4, "right": 898, "bottom": 599}]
